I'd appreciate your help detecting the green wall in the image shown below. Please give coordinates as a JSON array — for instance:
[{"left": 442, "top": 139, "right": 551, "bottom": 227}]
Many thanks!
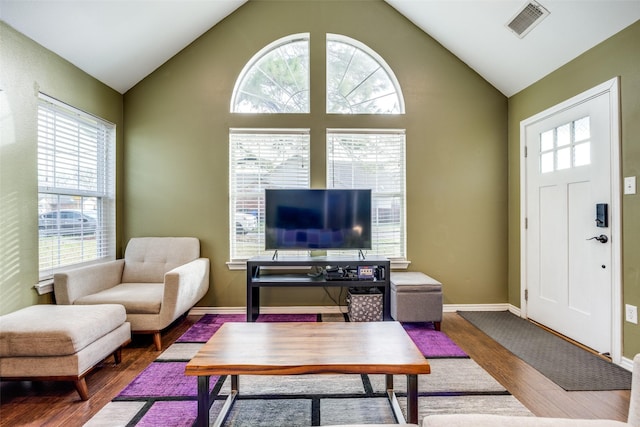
[
  {"left": 123, "top": 0, "right": 508, "bottom": 309},
  {"left": 507, "top": 21, "right": 640, "bottom": 358},
  {"left": 0, "top": 22, "right": 124, "bottom": 315},
  {"left": 2, "top": 0, "right": 637, "bottom": 357}
]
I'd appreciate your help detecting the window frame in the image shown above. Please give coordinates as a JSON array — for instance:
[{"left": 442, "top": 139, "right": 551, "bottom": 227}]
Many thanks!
[
  {"left": 326, "top": 128, "right": 407, "bottom": 261},
  {"left": 230, "top": 33, "right": 310, "bottom": 114},
  {"left": 326, "top": 33, "right": 405, "bottom": 115},
  {"left": 228, "top": 128, "right": 311, "bottom": 264},
  {"left": 37, "top": 94, "right": 116, "bottom": 281},
  {"left": 228, "top": 33, "right": 409, "bottom": 269}
]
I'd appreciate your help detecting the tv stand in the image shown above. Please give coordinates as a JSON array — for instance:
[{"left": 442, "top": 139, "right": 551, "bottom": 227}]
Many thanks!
[{"left": 246, "top": 255, "right": 391, "bottom": 322}]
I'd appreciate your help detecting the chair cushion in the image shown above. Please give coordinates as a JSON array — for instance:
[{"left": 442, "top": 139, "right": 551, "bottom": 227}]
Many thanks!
[
  {"left": 74, "top": 283, "right": 163, "bottom": 314},
  {"left": 121, "top": 237, "right": 200, "bottom": 283},
  {"left": 0, "top": 304, "right": 126, "bottom": 357}
]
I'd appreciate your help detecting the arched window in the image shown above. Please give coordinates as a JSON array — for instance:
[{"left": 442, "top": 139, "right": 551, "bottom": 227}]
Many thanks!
[
  {"left": 231, "top": 34, "right": 310, "bottom": 113},
  {"left": 229, "top": 34, "right": 406, "bottom": 264},
  {"left": 326, "top": 34, "right": 404, "bottom": 114}
]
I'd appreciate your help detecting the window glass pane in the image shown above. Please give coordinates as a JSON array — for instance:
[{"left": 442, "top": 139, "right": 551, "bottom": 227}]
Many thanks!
[
  {"left": 540, "top": 129, "right": 554, "bottom": 151},
  {"left": 229, "top": 129, "right": 310, "bottom": 260},
  {"left": 557, "top": 123, "right": 571, "bottom": 147},
  {"left": 540, "top": 152, "right": 554, "bottom": 173},
  {"left": 574, "top": 142, "right": 591, "bottom": 167},
  {"left": 37, "top": 95, "right": 115, "bottom": 278},
  {"left": 574, "top": 116, "right": 590, "bottom": 142},
  {"left": 327, "top": 130, "right": 406, "bottom": 258},
  {"left": 557, "top": 147, "right": 571, "bottom": 170},
  {"left": 327, "top": 34, "right": 404, "bottom": 114},
  {"left": 231, "top": 35, "right": 309, "bottom": 113}
]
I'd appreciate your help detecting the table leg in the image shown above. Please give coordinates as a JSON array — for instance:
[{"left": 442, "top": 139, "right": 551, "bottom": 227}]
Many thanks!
[
  {"left": 212, "top": 375, "right": 239, "bottom": 427},
  {"left": 196, "top": 375, "right": 210, "bottom": 427},
  {"left": 386, "top": 374, "right": 407, "bottom": 424},
  {"left": 406, "top": 374, "right": 418, "bottom": 424}
]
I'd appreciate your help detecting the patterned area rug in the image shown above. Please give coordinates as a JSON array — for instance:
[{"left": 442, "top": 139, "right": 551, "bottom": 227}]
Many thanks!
[{"left": 86, "top": 313, "right": 531, "bottom": 426}]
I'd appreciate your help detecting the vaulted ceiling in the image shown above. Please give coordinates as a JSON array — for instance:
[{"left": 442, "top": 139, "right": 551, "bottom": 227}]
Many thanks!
[{"left": 1, "top": 0, "right": 639, "bottom": 96}]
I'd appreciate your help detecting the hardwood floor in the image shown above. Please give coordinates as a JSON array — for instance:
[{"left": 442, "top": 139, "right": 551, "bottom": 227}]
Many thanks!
[
  {"left": 0, "top": 312, "right": 631, "bottom": 426},
  {"left": 441, "top": 312, "right": 630, "bottom": 421}
]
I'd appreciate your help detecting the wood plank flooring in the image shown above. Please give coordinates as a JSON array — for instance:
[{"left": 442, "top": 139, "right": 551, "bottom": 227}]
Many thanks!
[{"left": 0, "top": 312, "right": 631, "bottom": 426}]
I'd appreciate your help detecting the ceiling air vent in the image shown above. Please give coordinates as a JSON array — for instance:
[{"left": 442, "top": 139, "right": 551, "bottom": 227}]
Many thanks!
[{"left": 506, "top": 0, "right": 550, "bottom": 38}]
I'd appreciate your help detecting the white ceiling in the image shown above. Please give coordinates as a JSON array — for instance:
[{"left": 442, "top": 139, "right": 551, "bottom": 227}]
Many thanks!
[{"left": 1, "top": 0, "right": 639, "bottom": 96}]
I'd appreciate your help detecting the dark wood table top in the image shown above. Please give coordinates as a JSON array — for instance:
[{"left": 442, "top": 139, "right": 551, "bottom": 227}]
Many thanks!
[{"left": 184, "top": 321, "right": 430, "bottom": 377}]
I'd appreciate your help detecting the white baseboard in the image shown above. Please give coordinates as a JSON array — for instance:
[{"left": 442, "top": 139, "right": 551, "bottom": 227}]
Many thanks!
[{"left": 443, "top": 303, "right": 515, "bottom": 313}]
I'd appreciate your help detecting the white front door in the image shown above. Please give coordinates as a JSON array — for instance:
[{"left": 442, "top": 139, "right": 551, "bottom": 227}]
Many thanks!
[{"left": 522, "top": 79, "right": 621, "bottom": 356}]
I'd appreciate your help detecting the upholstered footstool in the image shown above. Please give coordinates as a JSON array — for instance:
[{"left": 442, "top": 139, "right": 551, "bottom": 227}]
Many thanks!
[
  {"left": 390, "top": 272, "right": 443, "bottom": 330},
  {"left": 0, "top": 304, "right": 131, "bottom": 400}
]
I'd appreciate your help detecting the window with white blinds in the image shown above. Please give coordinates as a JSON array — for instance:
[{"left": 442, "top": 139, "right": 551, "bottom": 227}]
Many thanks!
[
  {"left": 327, "top": 130, "right": 406, "bottom": 259},
  {"left": 37, "top": 94, "right": 116, "bottom": 279},
  {"left": 229, "top": 129, "right": 310, "bottom": 260}
]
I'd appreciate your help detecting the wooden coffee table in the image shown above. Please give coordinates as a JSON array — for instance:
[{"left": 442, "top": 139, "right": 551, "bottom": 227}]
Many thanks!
[{"left": 184, "top": 321, "right": 430, "bottom": 426}]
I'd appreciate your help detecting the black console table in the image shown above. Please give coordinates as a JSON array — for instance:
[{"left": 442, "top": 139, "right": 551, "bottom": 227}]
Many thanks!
[{"left": 246, "top": 255, "right": 391, "bottom": 322}]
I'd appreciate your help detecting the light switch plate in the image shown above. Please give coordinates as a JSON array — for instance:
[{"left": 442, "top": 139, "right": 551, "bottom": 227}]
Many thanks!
[{"left": 624, "top": 176, "right": 636, "bottom": 195}]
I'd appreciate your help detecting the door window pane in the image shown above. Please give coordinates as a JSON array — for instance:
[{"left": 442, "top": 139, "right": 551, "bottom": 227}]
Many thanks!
[{"left": 539, "top": 116, "right": 591, "bottom": 174}]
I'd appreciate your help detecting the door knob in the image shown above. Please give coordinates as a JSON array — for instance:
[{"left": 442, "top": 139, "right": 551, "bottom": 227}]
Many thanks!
[{"left": 587, "top": 234, "right": 608, "bottom": 243}]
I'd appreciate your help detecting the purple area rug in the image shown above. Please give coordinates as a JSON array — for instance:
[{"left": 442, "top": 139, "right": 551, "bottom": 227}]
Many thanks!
[
  {"left": 137, "top": 401, "right": 197, "bottom": 427},
  {"left": 176, "top": 313, "right": 318, "bottom": 342},
  {"left": 402, "top": 322, "right": 467, "bottom": 358},
  {"left": 176, "top": 313, "right": 466, "bottom": 358},
  {"left": 118, "top": 362, "right": 218, "bottom": 398},
  {"left": 104, "top": 313, "right": 468, "bottom": 426}
]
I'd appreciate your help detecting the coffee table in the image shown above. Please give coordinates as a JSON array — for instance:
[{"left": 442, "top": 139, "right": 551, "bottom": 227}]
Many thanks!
[{"left": 184, "top": 321, "right": 430, "bottom": 426}]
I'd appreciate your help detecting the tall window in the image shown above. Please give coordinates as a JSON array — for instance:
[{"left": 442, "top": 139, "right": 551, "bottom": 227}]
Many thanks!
[
  {"left": 327, "top": 130, "right": 406, "bottom": 259},
  {"left": 229, "top": 33, "right": 406, "bottom": 263},
  {"left": 37, "top": 94, "right": 116, "bottom": 278},
  {"left": 229, "top": 129, "right": 310, "bottom": 260}
]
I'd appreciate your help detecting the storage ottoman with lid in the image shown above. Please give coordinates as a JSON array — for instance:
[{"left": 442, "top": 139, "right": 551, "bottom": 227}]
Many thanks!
[{"left": 390, "top": 272, "right": 443, "bottom": 330}]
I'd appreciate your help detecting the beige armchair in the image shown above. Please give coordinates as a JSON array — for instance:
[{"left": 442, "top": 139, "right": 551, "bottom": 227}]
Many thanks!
[{"left": 54, "top": 237, "right": 210, "bottom": 350}]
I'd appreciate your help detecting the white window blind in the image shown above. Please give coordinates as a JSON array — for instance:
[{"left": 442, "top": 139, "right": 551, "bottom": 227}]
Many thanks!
[
  {"left": 327, "top": 129, "right": 406, "bottom": 259},
  {"left": 37, "top": 94, "right": 116, "bottom": 278},
  {"left": 229, "top": 129, "right": 310, "bottom": 260}
]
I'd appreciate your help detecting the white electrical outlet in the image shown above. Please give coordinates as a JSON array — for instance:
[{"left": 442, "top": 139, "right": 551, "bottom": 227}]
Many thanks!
[
  {"left": 626, "top": 304, "right": 638, "bottom": 324},
  {"left": 624, "top": 176, "right": 637, "bottom": 195}
]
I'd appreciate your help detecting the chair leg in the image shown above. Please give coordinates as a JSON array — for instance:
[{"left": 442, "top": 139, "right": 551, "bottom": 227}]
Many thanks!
[
  {"left": 113, "top": 347, "right": 123, "bottom": 364},
  {"left": 153, "top": 332, "right": 162, "bottom": 351},
  {"left": 434, "top": 321, "right": 441, "bottom": 331},
  {"left": 75, "top": 378, "right": 89, "bottom": 401}
]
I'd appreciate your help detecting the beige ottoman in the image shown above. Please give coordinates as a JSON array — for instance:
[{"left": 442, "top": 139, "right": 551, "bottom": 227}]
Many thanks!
[
  {"left": 0, "top": 304, "right": 131, "bottom": 400},
  {"left": 390, "top": 272, "right": 443, "bottom": 330}
]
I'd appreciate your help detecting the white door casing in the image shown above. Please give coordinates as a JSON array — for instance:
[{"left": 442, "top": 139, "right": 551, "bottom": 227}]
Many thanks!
[{"left": 520, "top": 78, "right": 621, "bottom": 361}]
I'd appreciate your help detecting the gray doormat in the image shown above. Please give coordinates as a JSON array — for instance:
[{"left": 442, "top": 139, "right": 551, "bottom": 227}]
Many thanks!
[{"left": 458, "top": 310, "right": 631, "bottom": 391}]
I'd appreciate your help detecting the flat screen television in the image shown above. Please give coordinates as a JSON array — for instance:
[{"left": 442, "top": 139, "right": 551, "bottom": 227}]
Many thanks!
[{"left": 265, "top": 189, "right": 372, "bottom": 251}]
